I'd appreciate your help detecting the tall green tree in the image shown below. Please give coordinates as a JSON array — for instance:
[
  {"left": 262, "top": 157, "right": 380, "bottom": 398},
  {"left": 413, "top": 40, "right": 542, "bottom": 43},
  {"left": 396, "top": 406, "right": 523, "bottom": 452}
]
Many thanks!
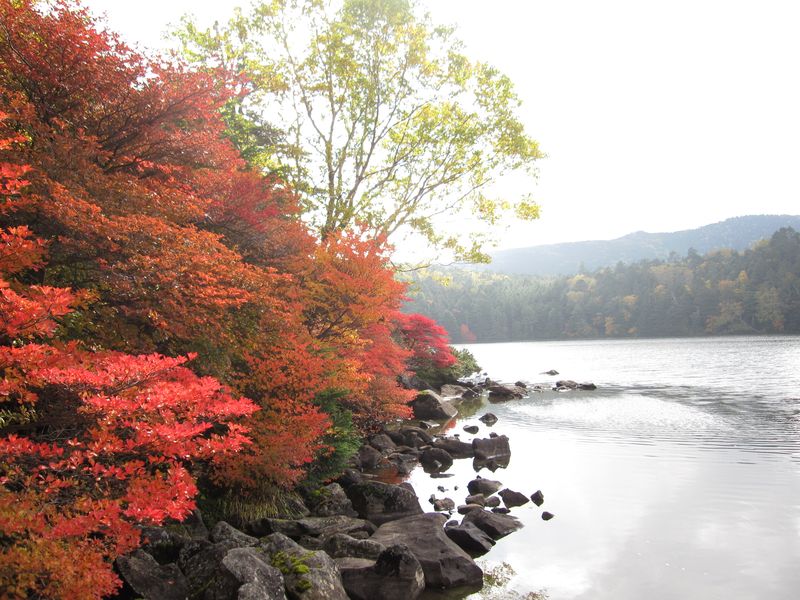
[{"left": 176, "top": 0, "right": 543, "bottom": 262}]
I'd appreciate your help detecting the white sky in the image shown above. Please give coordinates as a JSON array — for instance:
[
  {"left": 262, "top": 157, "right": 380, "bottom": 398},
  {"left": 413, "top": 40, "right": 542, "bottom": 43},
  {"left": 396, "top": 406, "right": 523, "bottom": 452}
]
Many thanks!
[{"left": 83, "top": 0, "right": 800, "bottom": 249}]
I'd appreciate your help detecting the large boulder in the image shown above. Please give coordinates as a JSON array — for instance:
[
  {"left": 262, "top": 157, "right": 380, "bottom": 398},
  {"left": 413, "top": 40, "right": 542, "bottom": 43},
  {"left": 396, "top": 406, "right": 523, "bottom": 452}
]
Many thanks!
[
  {"left": 115, "top": 550, "right": 189, "bottom": 600},
  {"left": 323, "top": 533, "right": 385, "bottom": 560},
  {"left": 370, "top": 513, "right": 483, "bottom": 589},
  {"left": 420, "top": 447, "right": 454, "bottom": 472},
  {"left": 338, "top": 544, "right": 425, "bottom": 600},
  {"left": 410, "top": 390, "right": 458, "bottom": 421},
  {"left": 444, "top": 522, "right": 496, "bottom": 557},
  {"left": 261, "top": 533, "right": 348, "bottom": 600},
  {"left": 461, "top": 510, "right": 523, "bottom": 540},
  {"left": 178, "top": 539, "right": 243, "bottom": 597},
  {"left": 357, "top": 445, "right": 383, "bottom": 469},
  {"left": 210, "top": 521, "right": 259, "bottom": 547},
  {"left": 397, "top": 426, "right": 434, "bottom": 448},
  {"left": 309, "top": 483, "right": 358, "bottom": 518},
  {"left": 345, "top": 481, "right": 423, "bottom": 525},
  {"left": 432, "top": 437, "right": 475, "bottom": 458},
  {"left": 219, "top": 547, "right": 287, "bottom": 600},
  {"left": 472, "top": 435, "right": 511, "bottom": 461}
]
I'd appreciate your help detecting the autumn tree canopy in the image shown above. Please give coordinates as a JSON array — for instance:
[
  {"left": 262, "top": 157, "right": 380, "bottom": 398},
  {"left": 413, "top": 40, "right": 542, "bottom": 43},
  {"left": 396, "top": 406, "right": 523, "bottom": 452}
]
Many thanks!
[{"left": 177, "top": 0, "right": 543, "bottom": 262}]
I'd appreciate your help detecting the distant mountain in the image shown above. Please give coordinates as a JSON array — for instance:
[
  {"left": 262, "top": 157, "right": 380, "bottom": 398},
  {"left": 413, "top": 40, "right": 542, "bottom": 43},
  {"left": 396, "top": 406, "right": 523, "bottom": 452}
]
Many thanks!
[{"left": 474, "top": 215, "right": 800, "bottom": 276}]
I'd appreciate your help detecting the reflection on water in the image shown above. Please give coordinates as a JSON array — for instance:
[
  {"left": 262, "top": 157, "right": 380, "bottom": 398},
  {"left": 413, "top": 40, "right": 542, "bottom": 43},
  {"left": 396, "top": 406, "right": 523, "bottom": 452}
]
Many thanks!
[{"left": 407, "top": 336, "right": 800, "bottom": 600}]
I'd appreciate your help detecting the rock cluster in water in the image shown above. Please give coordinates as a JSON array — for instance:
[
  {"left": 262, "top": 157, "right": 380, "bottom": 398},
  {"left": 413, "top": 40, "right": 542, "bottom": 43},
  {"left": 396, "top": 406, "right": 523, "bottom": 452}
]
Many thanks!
[{"left": 113, "top": 371, "right": 572, "bottom": 599}]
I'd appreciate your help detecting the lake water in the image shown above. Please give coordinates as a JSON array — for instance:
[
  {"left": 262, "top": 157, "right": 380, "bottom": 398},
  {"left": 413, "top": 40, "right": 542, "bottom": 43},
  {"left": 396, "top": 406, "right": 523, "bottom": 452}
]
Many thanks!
[{"left": 406, "top": 336, "right": 800, "bottom": 600}]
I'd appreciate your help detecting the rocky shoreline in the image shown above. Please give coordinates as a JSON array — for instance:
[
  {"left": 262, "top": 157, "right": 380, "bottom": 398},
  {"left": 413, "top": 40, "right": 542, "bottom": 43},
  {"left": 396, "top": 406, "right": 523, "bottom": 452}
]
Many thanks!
[{"left": 112, "top": 374, "right": 595, "bottom": 599}]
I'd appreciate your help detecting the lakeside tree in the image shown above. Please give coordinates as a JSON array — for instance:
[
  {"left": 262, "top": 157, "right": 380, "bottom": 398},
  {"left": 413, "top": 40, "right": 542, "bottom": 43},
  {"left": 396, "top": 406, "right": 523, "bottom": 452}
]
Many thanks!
[{"left": 176, "top": 0, "right": 543, "bottom": 262}]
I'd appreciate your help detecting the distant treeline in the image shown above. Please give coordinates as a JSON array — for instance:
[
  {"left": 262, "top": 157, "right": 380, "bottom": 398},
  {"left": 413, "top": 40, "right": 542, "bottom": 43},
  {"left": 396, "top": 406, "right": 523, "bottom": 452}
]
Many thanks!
[{"left": 404, "top": 227, "right": 800, "bottom": 342}]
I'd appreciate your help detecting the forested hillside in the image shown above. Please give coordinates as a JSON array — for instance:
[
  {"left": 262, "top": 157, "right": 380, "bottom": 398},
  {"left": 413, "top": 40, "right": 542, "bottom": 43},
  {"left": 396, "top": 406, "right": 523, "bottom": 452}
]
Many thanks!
[
  {"left": 472, "top": 214, "right": 800, "bottom": 276},
  {"left": 406, "top": 228, "right": 800, "bottom": 342}
]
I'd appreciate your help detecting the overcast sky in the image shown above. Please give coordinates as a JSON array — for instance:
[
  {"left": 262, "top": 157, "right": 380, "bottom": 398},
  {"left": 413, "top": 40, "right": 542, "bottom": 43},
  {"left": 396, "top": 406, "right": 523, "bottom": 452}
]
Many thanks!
[{"left": 84, "top": 0, "right": 800, "bottom": 249}]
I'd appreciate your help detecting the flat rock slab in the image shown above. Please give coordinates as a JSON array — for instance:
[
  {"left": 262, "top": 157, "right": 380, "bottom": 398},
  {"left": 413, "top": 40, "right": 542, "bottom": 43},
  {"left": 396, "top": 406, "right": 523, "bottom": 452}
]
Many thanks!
[
  {"left": 445, "top": 522, "right": 496, "bottom": 557},
  {"left": 498, "top": 488, "right": 529, "bottom": 508},
  {"left": 370, "top": 513, "right": 483, "bottom": 589},
  {"left": 462, "top": 510, "right": 523, "bottom": 540}
]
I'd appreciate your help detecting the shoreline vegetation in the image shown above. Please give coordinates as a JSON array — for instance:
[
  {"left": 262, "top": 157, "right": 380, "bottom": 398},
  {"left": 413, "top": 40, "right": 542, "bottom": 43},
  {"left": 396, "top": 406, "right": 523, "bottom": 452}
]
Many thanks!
[{"left": 0, "top": 1, "right": 544, "bottom": 598}]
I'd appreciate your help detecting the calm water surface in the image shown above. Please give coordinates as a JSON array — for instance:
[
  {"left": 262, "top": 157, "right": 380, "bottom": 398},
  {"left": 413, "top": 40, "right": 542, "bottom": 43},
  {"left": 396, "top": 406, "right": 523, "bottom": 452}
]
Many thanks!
[{"left": 407, "top": 336, "right": 800, "bottom": 600}]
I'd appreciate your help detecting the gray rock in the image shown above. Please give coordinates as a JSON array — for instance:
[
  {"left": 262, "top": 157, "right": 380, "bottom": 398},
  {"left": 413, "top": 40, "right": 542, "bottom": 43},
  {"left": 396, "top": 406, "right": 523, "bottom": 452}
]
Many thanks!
[
  {"left": 397, "top": 426, "right": 434, "bottom": 448},
  {"left": 432, "top": 497, "right": 455, "bottom": 512},
  {"left": 338, "top": 544, "right": 425, "bottom": 600},
  {"left": 420, "top": 447, "right": 454, "bottom": 472},
  {"left": 472, "top": 435, "right": 511, "bottom": 461},
  {"left": 514, "top": 381, "right": 527, "bottom": 388},
  {"left": 357, "top": 445, "right": 383, "bottom": 469},
  {"left": 484, "top": 495, "right": 501, "bottom": 508},
  {"left": 370, "top": 513, "right": 483, "bottom": 589},
  {"left": 478, "top": 413, "right": 498, "bottom": 426},
  {"left": 466, "top": 477, "right": 503, "bottom": 496},
  {"left": 220, "top": 547, "right": 287, "bottom": 600},
  {"left": 210, "top": 521, "right": 259, "bottom": 547},
  {"left": 369, "top": 433, "right": 396, "bottom": 453},
  {"left": 183, "top": 508, "right": 209, "bottom": 540},
  {"left": 116, "top": 549, "right": 189, "bottom": 600},
  {"left": 555, "top": 380, "right": 578, "bottom": 389},
  {"left": 178, "top": 539, "right": 242, "bottom": 596},
  {"left": 432, "top": 437, "right": 475, "bottom": 458},
  {"left": 463, "top": 425, "right": 479, "bottom": 434},
  {"left": 464, "top": 494, "right": 485, "bottom": 507},
  {"left": 346, "top": 481, "right": 423, "bottom": 525},
  {"left": 261, "top": 533, "right": 348, "bottom": 600},
  {"left": 491, "top": 507, "right": 510, "bottom": 514},
  {"left": 309, "top": 483, "right": 358, "bottom": 518},
  {"left": 462, "top": 510, "right": 523, "bottom": 540},
  {"left": 444, "top": 522, "right": 496, "bottom": 556},
  {"left": 410, "top": 390, "right": 458, "bottom": 421},
  {"left": 457, "top": 504, "right": 484, "bottom": 515},
  {"left": 542, "top": 511, "right": 555, "bottom": 521},
  {"left": 440, "top": 384, "right": 468, "bottom": 398},
  {"left": 498, "top": 488, "right": 530, "bottom": 508},
  {"left": 398, "top": 373, "right": 431, "bottom": 391},
  {"left": 139, "top": 526, "right": 188, "bottom": 564},
  {"left": 386, "top": 452, "right": 419, "bottom": 475},
  {"left": 323, "top": 533, "right": 385, "bottom": 559},
  {"left": 531, "top": 490, "right": 545, "bottom": 506},
  {"left": 542, "top": 369, "right": 559, "bottom": 376},
  {"left": 248, "top": 515, "right": 374, "bottom": 540},
  {"left": 578, "top": 383, "right": 597, "bottom": 390},
  {"left": 487, "top": 384, "right": 526, "bottom": 400}
]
